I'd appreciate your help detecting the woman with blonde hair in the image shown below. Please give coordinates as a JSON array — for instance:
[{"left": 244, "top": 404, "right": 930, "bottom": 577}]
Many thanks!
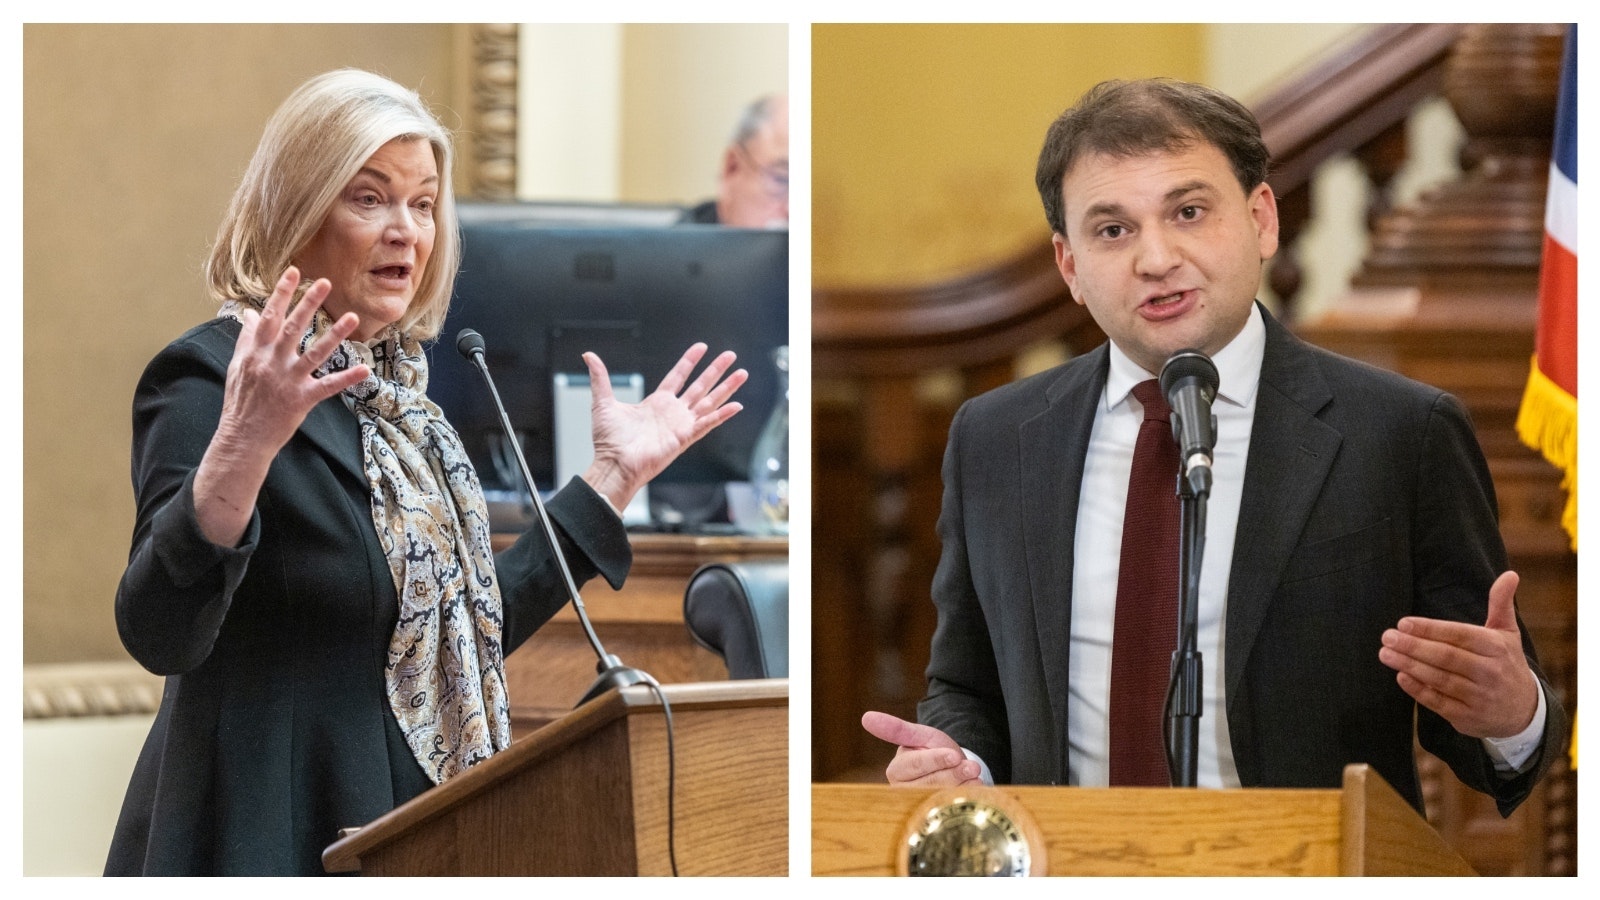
[{"left": 106, "top": 68, "right": 746, "bottom": 876}]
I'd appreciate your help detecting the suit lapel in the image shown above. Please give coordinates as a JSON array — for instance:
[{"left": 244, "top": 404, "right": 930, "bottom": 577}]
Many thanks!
[
  {"left": 1224, "top": 313, "right": 1341, "bottom": 707},
  {"left": 298, "top": 396, "right": 368, "bottom": 487},
  {"left": 1019, "top": 344, "right": 1108, "bottom": 777}
]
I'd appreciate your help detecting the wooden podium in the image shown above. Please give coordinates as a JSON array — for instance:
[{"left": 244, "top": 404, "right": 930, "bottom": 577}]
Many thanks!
[
  {"left": 324, "top": 679, "right": 788, "bottom": 876},
  {"left": 813, "top": 764, "right": 1475, "bottom": 876}
]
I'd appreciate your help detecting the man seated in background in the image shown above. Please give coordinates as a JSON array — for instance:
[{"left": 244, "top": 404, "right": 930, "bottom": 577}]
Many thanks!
[{"left": 684, "top": 93, "right": 788, "bottom": 228}]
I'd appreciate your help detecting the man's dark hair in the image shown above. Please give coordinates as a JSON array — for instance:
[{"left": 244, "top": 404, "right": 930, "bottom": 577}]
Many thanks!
[{"left": 1035, "top": 78, "right": 1271, "bottom": 236}]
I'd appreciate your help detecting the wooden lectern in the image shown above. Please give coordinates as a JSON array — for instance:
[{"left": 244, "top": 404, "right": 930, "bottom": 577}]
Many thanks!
[
  {"left": 813, "top": 764, "right": 1475, "bottom": 876},
  {"left": 324, "top": 679, "right": 788, "bottom": 876}
]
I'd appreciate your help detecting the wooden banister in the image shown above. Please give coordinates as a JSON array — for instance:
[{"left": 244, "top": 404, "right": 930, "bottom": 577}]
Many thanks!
[
  {"left": 813, "top": 249, "right": 1099, "bottom": 377},
  {"left": 1255, "top": 24, "right": 1462, "bottom": 196}
]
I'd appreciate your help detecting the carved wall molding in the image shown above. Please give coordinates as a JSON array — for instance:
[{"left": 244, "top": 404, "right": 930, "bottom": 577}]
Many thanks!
[
  {"left": 23, "top": 662, "right": 162, "bottom": 720},
  {"left": 464, "top": 23, "right": 519, "bottom": 200}
]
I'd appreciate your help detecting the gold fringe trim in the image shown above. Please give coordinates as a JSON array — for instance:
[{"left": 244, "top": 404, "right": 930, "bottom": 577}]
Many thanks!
[{"left": 1515, "top": 356, "right": 1577, "bottom": 550}]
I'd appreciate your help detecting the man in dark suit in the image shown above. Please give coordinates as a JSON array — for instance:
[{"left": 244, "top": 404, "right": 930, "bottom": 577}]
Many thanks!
[{"left": 863, "top": 78, "right": 1566, "bottom": 815}]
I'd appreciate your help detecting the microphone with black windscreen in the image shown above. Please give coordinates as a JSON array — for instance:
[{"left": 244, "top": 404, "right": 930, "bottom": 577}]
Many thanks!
[
  {"left": 1159, "top": 350, "right": 1220, "bottom": 498},
  {"left": 456, "top": 328, "right": 654, "bottom": 706}
]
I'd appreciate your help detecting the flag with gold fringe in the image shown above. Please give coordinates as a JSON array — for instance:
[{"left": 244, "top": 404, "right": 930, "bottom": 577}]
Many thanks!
[{"left": 1516, "top": 23, "right": 1577, "bottom": 551}]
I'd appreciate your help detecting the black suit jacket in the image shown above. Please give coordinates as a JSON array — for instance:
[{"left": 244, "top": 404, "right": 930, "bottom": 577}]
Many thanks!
[
  {"left": 105, "top": 317, "right": 633, "bottom": 875},
  {"left": 918, "top": 306, "right": 1566, "bottom": 815}
]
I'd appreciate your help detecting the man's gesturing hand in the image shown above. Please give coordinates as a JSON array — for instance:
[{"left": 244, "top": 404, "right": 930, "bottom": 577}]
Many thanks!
[
  {"left": 861, "top": 711, "right": 984, "bottom": 786},
  {"left": 1379, "top": 570, "right": 1539, "bottom": 738}
]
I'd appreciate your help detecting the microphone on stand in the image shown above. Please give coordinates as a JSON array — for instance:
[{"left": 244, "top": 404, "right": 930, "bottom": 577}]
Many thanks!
[
  {"left": 1159, "top": 350, "right": 1220, "bottom": 498},
  {"left": 456, "top": 328, "right": 654, "bottom": 706},
  {"left": 1157, "top": 348, "right": 1218, "bottom": 788}
]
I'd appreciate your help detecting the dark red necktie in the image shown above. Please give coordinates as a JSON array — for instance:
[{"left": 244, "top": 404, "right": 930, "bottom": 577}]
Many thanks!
[{"left": 1108, "top": 379, "right": 1179, "bottom": 786}]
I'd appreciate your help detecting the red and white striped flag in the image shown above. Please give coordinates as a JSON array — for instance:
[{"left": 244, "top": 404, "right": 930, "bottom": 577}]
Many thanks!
[{"left": 1516, "top": 23, "right": 1578, "bottom": 550}]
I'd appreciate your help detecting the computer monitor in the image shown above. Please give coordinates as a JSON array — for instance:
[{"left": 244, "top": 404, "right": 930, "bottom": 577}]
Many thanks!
[{"left": 427, "top": 205, "right": 788, "bottom": 532}]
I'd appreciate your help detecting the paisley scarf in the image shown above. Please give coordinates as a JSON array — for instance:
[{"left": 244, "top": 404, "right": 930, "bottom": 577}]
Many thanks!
[{"left": 219, "top": 300, "right": 511, "bottom": 784}]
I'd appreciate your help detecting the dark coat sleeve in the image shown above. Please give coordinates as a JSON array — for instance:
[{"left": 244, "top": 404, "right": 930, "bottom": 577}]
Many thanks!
[
  {"left": 115, "top": 320, "right": 633, "bottom": 672},
  {"left": 1407, "top": 393, "right": 1568, "bottom": 815},
  {"left": 1222, "top": 346, "right": 1566, "bottom": 816},
  {"left": 496, "top": 476, "right": 633, "bottom": 654},
  {"left": 917, "top": 400, "right": 1015, "bottom": 780},
  {"left": 114, "top": 322, "right": 261, "bottom": 675}
]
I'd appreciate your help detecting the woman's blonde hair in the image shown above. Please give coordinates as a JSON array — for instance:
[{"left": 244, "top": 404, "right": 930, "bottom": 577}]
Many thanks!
[{"left": 205, "top": 68, "right": 461, "bottom": 340}]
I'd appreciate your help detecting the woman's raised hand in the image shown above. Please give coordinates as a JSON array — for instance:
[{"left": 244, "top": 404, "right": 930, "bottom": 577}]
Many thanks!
[
  {"left": 194, "top": 267, "right": 369, "bottom": 547},
  {"left": 217, "top": 267, "right": 368, "bottom": 452},
  {"left": 580, "top": 343, "right": 747, "bottom": 512}
]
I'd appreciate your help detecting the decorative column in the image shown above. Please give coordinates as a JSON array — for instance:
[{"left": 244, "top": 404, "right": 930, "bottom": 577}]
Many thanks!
[{"left": 460, "top": 24, "right": 519, "bottom": 200}]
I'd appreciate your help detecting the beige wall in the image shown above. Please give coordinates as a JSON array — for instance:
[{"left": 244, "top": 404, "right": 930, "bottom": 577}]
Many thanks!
[
  {"left": 812, "top": 24, "right": 1207, "bottom": 290},
  {"left": 25, "top": 713, "right": 155, "bottom": 874},
  {"left": 1207, "top": 24, "right": 1364, "bottom": 101},
  {"left": 620, "top": 24, "right": 789, "bottom": 205},
  {"left": 517, "top": 23, "right": 788, "bottom": 204}
]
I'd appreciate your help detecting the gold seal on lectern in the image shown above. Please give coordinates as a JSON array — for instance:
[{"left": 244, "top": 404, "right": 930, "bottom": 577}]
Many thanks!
[{"left": 901, "top": 788, "right": 1044, "bottom": 877}]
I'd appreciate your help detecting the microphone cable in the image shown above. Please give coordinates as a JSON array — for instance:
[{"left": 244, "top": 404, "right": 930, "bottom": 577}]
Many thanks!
[{"left": 635, "top": 673, "right": 679, "bottom": 876}]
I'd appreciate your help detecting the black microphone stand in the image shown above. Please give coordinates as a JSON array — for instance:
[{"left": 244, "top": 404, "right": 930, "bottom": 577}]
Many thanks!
[
  {"left": 1167, "top": 463, "right": 1207, "bottom": 788},
  {"left": 458, "top": 331, "right": 654, "bottom": 706},
  {"left": 1160, "top": 350, "right": 1217, "bottom": 789}
]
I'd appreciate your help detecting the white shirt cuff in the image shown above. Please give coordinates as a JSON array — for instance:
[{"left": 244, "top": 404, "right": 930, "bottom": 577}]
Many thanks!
[
  {"left": 1483, "top": 674, "right": 1547, "bottom": 774},
  {"left": 962, "top": 748, "right": 996, "bottom": 786}
]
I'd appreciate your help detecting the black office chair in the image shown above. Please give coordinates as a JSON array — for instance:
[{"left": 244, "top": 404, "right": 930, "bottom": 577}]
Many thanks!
[{"left": 682, "top": 560, "right": 789, "bottom": 679}]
